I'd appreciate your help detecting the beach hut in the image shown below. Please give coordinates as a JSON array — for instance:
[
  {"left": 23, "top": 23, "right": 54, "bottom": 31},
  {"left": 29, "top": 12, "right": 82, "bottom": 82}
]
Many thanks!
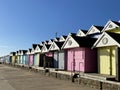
[
  {"left": 92, "top": 32, "right": 120, "bottom": 81},
  {"left": 34, "top": 44, "right": 42, "bottom": 67},
  {"left": 18, "top": 50, "right": 23, "bottom": 64},
  {"left": 41, "top": 44, "right": 53, "bottom": 68},
  {"left": 59, "top": 35, "right": 67, "bottom": 42},
  {"left": 26, "top": 48, "right": 32, "bottom": 66},
  {"left": 20, "top": 50, "right": 27, "bottom": 65},
  {"left": 10, "top": 52, "right": 16, "bottom": 65},
  {"left": 15, "top": 51, "right": 19, "bottom": 64},
  {"left": 31, "top": 44, "right": 38, "bottom": 66},
  {"left": 62, "top": 34, "right": 97, "bottom": 72},
  {"left": 49, "top": 41, "right": 66, "bottom": 70}
]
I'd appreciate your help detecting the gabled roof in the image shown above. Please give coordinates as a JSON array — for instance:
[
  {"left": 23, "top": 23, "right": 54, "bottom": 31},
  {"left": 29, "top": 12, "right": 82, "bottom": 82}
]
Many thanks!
[
  {"left": 86, "top": 25, "right": 103, "bottom": 35},
  {"left": 49, "top": 41, "right": 64, "bottom": 51},
  {"left": 72, "top": 36, "right": 97, "bottom": 47},
  {"left": 26, "top": 48, "right": 32, "bottom": 54},
  {"left": 92, "top": 32, "right": 120, "bottom": 48},
  {"left": 102, "top": 20, "right": 120, "bottom": 32},
  {"left": 41, "top": 44, "right": 51, "bottom": 53},
  {"left": 48, "top": 39, "right": 53, "bottom": 44},
  {"left": 31, "top": 44, "right": 38, "bottom": 54},
  {"left": 34, "top": 44, "right": 43, "bottom": 53},
  {"left": 62, "top": 35, "right": 97, "bottom": 49},
  {"left": 76, "top": 29, "right": 87, "bottom": 37},
  {"left": 59, "top": 35, "right": 67, "bottom": 42}
]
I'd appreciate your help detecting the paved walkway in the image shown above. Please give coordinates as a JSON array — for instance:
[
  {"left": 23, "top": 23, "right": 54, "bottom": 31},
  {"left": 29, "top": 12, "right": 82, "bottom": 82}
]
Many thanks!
[{"left": 0, "top": 64, "right": 98, "bottom": 90}]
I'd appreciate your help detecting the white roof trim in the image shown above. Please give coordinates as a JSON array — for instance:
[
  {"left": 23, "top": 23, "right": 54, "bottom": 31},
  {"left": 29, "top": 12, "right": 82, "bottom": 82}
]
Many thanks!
[
  {"left": 61, "top": 35, "right": 79, "bottom": 49},
  {"left": 102, "top": 20, "right": 119, "bottom": 32},
  {"left": 59, "top": 36, "right": 66, "bottom": 42},
  {"left": 86, "top": 25, "right": 100, "bottom": 35},
  {"left": 41, "top": 45, "right": 49, "bottom": 53},
  {"left": 34, "top": 45, "right": 41, "bottom": 53},
  {"left": 49, "top": 41, "right": 60, "bottom": 51},
  {"left": 76, "top": 29, "right": 86, "bottom": 37},
  {"left": 92, "top": 32, "right": 120, "bottom": 48}
]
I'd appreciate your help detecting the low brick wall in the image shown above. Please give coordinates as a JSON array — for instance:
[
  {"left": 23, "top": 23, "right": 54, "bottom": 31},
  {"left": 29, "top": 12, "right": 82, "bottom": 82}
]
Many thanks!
[
  {"left": 49, "top": 71, "right": 71, "bottom": 80},
  {"left": 48, "top": 71, "right": 120, "bottom": 90},
  {"left": 102, "top": 82, "right": 120, "bottom": 90}
]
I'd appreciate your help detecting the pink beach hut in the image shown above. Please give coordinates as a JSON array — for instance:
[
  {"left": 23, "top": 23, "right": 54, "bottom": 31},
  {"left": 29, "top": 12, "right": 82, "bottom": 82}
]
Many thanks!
[{"left": 62, "top": 34, "right": 97, "bottom": 73}]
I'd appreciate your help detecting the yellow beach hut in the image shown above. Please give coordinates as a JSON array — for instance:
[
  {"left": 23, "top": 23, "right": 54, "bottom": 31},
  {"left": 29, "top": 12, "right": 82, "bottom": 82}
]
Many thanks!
[{"left": 93, "top": 32, "right": 120, "bottom": 81}]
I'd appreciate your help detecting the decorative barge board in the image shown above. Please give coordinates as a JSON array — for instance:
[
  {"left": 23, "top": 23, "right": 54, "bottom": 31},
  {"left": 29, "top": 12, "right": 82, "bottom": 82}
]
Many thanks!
[
  {"left": 10, "top": 52, "right": 16, "bottom": 65},
  {"left": 102, "top": 20, "right": 120, "bottom": 33},
  {"left": 41, "top": 44, "right": 53, "bottom": 68},
  {"left": 76, "top": 29, "right": 87, "bottom": 37},
  {"left": 49, "top": 41, "right": 65, "bottom": 70},
  {"left": 86, "top": 25, "right": 104, "bottom": 38},
  {"left": 62, "top": 34, "right": 97, "bottom": 72},
  {"left": 93, "top": 32, "right": 120, "bottom": 81},
  {"left": 34, "top": 44, "right": 43, "bottom": 67}
]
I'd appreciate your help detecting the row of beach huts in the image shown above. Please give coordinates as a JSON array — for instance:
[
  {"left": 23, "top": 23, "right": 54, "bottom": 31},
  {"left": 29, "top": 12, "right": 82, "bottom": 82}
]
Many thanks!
[{"left": 1, "top": 20, "right": 120, "bottom": 82}]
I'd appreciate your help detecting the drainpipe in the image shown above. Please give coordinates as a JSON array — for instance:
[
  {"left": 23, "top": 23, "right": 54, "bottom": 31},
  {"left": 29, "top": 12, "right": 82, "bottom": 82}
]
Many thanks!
[
  {"left": 43, "top": 54, "right": 46, "bottom": 69},
  {"left": 110, "top": 47, "right": 112, "bottom": 75},
  {"left": 116, "top": 47, "right": 120, "bottom": 81},
  {"left": 73, "top": 50, "right": 75, "bottom": 72}
]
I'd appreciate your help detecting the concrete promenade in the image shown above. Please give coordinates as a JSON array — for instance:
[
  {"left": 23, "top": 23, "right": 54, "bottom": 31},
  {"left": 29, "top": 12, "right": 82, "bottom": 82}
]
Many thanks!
[{"left": 0, "top": 64, "right": 98, "bottom": 90}]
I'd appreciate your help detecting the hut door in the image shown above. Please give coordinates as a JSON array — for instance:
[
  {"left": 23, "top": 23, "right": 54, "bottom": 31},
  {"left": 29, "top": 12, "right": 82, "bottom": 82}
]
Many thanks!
[
  {"left": 54, "top": 52, "right": 58, "bottom": 68},
  {"left": 58, "top": 51, "right": 64, "bottom": 69},
  {"left": 99, "top": 48, "right": 110, "bottom": 75}
]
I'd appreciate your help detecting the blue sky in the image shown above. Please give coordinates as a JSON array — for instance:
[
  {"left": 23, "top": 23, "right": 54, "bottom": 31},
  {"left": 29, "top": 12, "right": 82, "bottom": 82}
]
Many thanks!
[{"left": 0, "top": 0, "right": 120, "bottom": 56}]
